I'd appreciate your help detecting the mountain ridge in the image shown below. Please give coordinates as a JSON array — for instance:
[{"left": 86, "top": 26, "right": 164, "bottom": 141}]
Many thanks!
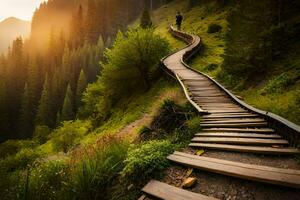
[{"left": 0, "top": 17, "right": 31, "bottom": 54}]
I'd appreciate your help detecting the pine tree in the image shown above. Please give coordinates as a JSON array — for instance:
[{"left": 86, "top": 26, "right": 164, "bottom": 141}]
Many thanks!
[
  {"left": 70, "top": 5, "right": 84, "bottom": 48},
  {"left": 76, "top": 70, "right": 87, "bottom": 109},
  {"left": 36, "top": 75, "right": 53, "bottom": 126},
  {"left": 17, "top": 83, "right": 32, "bottom": 138},
  {"left": 140, "top": 8, "right": 152, "bottom": 29},
  {"left": 85, "top": 0, "right": 99, "bottom": 44},
  {"left": 61, "top": 84, "right": 75, "bottom": 121},
  {"left": 62, "top": 45, "right": 71, "bottom": 84}
]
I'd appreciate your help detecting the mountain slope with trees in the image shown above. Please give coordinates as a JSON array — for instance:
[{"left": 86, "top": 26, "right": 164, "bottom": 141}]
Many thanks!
[{"left": 0, "top": 0, "right": 299, "bottom": 199}]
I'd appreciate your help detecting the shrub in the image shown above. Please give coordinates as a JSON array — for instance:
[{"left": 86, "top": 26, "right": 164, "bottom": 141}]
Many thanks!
[
  {"left": 0, "top": 148, "right": 40, "bottom": 173},
  {"left": 50, "top": 120, "right": 91, "bottom": 153},
  {"left": 26, "top": 160, "right": 69, "bottom": 200},
  {"left": 122, "top": 140, "right": 175, "bottom": 182},
  {"left": 205, "top": 63, "right": 218, "bottom": 71},
  {"left": 33, "top": 125, "right": 51, "bottom": 144},
  {"left": 68, "top": 136, "right": 128, "bottom": 199},
  {"left": 0, "top": 140, "right": 37, "bottom": 159},
  {"left": 262, "top": 73, "right": 295, "bottom": 94},
  {"left": 207, "top": 23, "right": 222, "bottom": 33}
]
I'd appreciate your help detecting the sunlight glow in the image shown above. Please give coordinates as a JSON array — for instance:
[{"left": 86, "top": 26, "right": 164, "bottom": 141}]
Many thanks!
[{"left": 0, "top": 0, "right": 47, "bottom": 21}]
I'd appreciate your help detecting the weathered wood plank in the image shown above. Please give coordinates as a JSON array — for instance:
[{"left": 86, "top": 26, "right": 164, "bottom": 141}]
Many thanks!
[
  {"left": 200, "top": 122, "right": 268, "bottom": 128},
  {"left": 202, "top": 128, "right": 275, "bottom": 133},
  {"left": 201, "top": 119, "right": 267, "bottom": 124},
  {"left": 194, "top": 132, "right": 281, "bottom": 138},
  {"left": 167, "top": 152, "right": 300, "bottom": 188},
  {"left": 189, "top": 143, "right": 300, "bottom": 155},
  {"left": 173, "top": 151, "right": 300, "bottom": 176},
  {"left": 142, "top": 180, "right": 218, "bottom": 200},
  {"left": 191, "top": 137, "right": 288, "bottom": 146}
]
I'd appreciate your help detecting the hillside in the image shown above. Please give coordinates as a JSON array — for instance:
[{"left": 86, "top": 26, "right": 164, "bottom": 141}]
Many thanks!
[
  {"left": 154, "top": 0, "right": 300, "bottom": 125},
  {"left": 0, "top": 0, "right": 299, "bottom": 200},
  {"left": 0, "top": 17, "right": 30, "bottom": 54}
]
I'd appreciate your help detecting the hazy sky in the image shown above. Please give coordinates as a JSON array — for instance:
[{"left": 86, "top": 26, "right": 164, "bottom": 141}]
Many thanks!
[{"left": 0, "top": 0, "right": 47, "bottom": 22}]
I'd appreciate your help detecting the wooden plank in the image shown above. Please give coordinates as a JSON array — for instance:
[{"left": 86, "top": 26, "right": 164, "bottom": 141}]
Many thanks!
[
  {"left": 194, "top": 132, "right": 281, "bottom": 138},
  {"left": 203, "top": 117, "right": 263, "bottom": 121},
  {"left": 202, "top": 128, "right": 275, "bottom": 133},
  {"left": 195, "top": 100, "right": 233, "bottom": 103},
  {"left": 201, "top": 105, "right": 241, "bottom": 108},
  {"left": 200, "top": 122, "right": 268, "bottom": 128},
  {"left": 142, "top": 180, "right": 218, "bottom": 200},
  {"left": 167, "top": 152, "right": 300, "bottom": 188},
  {"left": 191, "top": 137, "right": 289, "bottom": 146},
  {"left": 189, "top": 143, "right": 300, "bottom": 155},
  {"left": 201, "top": 119, "right": 267, "bottom": 124},
  {"left": 192, "top": 94, "right": 227, "bottom": 98},
  {"left": 202, "top": 115, "right": 260, "bottom": 119},
  {"left": 138, "top": 195, "right": 147, "bottom": 200},
  {"left": 205, "top": 110, "right": 250, "bottom": 114},
  {"left": 173, "top": 151, "right": 300, "bottom": 175}
]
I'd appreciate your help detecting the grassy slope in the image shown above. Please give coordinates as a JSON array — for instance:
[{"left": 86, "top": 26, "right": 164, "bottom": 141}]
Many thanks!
[{"left": 154, "top": 0, "right": 300, "bottom": 125}]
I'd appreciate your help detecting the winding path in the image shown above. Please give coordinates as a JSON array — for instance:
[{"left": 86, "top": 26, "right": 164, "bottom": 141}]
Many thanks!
[{"left": 140, "top": 27, "right": 300, "bottom": 200}]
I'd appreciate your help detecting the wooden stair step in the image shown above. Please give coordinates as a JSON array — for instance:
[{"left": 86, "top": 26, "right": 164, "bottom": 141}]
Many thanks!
[
  {"left": 200, "top": 122, "right": 268, "bottom": 128},
  {"left": 189, "top": 143, "right": 300, "bottom": 155},
  {"left": 202, "top": 128, "right": 275, "bottom": 133},
  {"left": 203, "top": 117, "right": 263, "bottom": 121},
  {"left": 202, "top": 115, "right": 260, "bottom": 119},
  {"left": 192, "top": 94, "right": 227, "bottom": 98},
  {"left": 201, "top": 122, "right": 268, "bottom": 128},
  {"left": 167, "top": 151, "right": 300, "bottom": 188},
  {"left": 188, "top": 88, "right": 219, "bottom": 91},
  {"left": 191, "top": 137, "right": 289, "bottom": 146},
  {"left": 207, "top": 110, "right": 250, "bottom": 114},
  {"left": 195, "top": 132, "right": 281, "bottom": 138},
  {"left": 201, "top": 119, "right": 267, "bottom": 124},
  {"left": 142, "top": 180, "right": 218, "bottom": 200}
]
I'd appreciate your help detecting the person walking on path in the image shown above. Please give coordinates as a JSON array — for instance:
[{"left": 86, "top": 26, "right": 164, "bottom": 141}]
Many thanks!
[{"left": 176, "top": 12, "right": 183, "bottom": 30}]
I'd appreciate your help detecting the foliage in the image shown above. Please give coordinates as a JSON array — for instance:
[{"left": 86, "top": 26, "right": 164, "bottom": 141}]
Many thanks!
[
  {"left": 60, "top": 84, "right": 75, "bottom": 122},
  {"left": 0, "top": 140, "right": 37, "bottom": 159},
  {"left": 205, "top": 63, "right": 218, "bottom": 71},
  {"left": 68, "top": 136, "right": 128, "bottom": 200},
  {"left": 80, "top": 27, "right": 169, "bottom": 122},
  {"left": 122, "top": 140, "right": 175, "bottom": 182},
  {"left": 207, "top": 23, "right": 222, "bottom": 33},
  {"left": 261, "top": 73, "right": 297, "bottom": 94},
  {"left": 50, "top": 120, "right": 91, "bottom": 153},
  {"left": 26, "top": 160, "right": 69, "bottom": 200},
  {"left": 140, "top": 9, "right": 153, "bottom": 29},
  {"left": 0, "top": 148, "right": 40, "bottom": 173},
  {"left": 33, "top": 125, "right": 51, "bottom": 144},
  {"left": 139, "top": 99, "right": 200, "bottom": 144}
]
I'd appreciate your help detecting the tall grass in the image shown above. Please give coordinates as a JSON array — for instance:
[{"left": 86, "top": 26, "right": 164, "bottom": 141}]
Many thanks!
[{"left": 68, "top": 136, "right": 128, "bottom": 200}]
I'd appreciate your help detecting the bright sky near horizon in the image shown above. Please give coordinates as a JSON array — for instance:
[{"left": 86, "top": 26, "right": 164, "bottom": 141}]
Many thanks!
[{"left": 0, "top": 0, "right": 47, "bottom": 22}]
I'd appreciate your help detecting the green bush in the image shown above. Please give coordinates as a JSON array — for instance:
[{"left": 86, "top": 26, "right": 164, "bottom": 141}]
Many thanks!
[
  {"left": 207, "top": 23, "right": 222, "bottom": 33},
  {"left": 50, "top": 120, "right": 91, "bottom": 153},
  {"left": 205, "top": 63, "right": 218, "bottom": 71},
  {"left": 26, "top": 160, "right": 69, "bottom": 200},
  {"left": 0, "top": 140, "right": 37, "bottom": 159},
  {"left": 122, "top": 140, "right": 175, "bottom": 182},
  {"left": 69, "top": 136, "right": 128, "bottom": 200},
  {"left": 0, "top": 148, "right": 40, "bottom": 173},
  {"left": 262, "top": 73, "right": 295, "bottom": 94},
  {"left": 33, "top": 125, "right": 51, "bottom": 144}
]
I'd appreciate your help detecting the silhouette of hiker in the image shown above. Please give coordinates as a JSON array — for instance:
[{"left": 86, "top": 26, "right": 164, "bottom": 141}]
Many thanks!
[{"left": 176, "top": 12, "right": 183, "bottom": 30}]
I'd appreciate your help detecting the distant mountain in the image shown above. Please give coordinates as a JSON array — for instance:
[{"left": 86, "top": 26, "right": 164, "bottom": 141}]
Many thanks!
[{"left": 0, "top": 17, "right": 31, "bottom": 54}]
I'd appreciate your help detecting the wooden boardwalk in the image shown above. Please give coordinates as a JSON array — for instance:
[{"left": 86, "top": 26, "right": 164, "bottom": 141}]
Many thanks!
[{"left": 141, "top": 27, "right": 300, "bottom": 199}]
